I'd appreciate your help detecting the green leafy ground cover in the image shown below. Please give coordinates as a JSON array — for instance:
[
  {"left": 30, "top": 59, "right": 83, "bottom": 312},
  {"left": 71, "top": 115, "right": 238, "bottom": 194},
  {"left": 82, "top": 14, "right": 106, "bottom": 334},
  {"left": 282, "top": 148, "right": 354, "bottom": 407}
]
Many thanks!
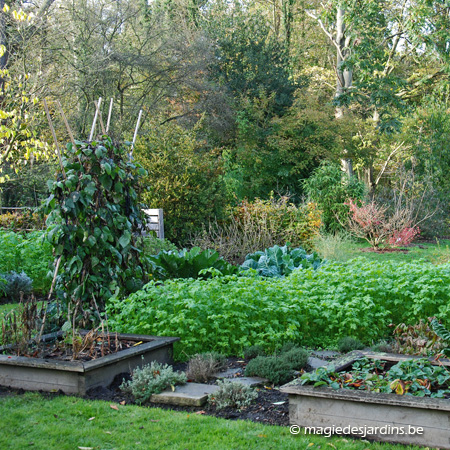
[
  {"left": 0, "top": 230, "right": 52, "bottom": 294},
  {"left": 301, "top": 357, "right": 450, "bottom": 398},
  {"left": 108, "top": 259, "right": 450, "bottom": 359},
  {"left": 0, "top": 393, "right": 423, "bottom": 450}
]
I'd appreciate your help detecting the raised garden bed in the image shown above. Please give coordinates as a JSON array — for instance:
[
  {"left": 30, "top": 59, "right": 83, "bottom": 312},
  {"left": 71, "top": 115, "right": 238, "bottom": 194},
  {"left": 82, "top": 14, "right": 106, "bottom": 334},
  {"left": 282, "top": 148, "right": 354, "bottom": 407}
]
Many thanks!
[
  {"left": 280, "top": 351, "right": 450, "bottom": 449},
  {"left": 0, "top": 331, "right": 179, "bottom": 395}
]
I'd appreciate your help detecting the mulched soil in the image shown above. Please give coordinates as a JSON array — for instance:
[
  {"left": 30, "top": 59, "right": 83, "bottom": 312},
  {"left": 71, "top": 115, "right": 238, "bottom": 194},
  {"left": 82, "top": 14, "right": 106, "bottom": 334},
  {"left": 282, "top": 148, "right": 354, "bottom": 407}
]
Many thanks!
[
  {"left": 87, "top": 356, "right": 291, "bottom": 426},
  {"left": 0, "top": 356, "right": 291, "bottom": 426},
  {"left": 359, "top": 247, "right": 409, "bottom": 253}
]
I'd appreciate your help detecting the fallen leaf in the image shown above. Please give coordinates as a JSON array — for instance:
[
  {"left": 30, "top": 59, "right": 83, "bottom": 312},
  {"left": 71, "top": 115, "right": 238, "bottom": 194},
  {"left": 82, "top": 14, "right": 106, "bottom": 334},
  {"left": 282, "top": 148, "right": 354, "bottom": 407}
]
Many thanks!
[
  {"left": 171, "top": 385, "right": 175, "bottom": 391},
  {"left": 272, "top": 401, "right": 285, "bottom": 405},
  {"left": 120, "top": 401, "right": 126, "bottom": 405},
  {"left": 327, "top": 444, "right": 336, "bottom": 449},
  {"left": 105, "top": 431, "right": 112, "bottom": 435},
  {"left": 88, "top": 417, "right": 95, "bottom": 421},
  {"left": 78, "top": 447, "right": 93, "bottom": 450},
  {"left": 133, "top": 341, "right": 143, "bottom": 346},
  {"left": 195, "top": 411, "right": 206, "bottom": 415},
  {"left": 307, "top": 444, "right": 314, "bottom": 447},
  {"left": 257, "top": 434, "right": 267, "bottom": 438},
  {"left": 110, "top": 404, "right": 119, "bottom": 411}
]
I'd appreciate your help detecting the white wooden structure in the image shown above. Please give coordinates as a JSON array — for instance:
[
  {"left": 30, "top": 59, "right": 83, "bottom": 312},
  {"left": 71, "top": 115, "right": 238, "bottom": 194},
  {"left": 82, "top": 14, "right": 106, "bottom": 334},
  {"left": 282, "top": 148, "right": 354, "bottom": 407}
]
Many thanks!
[{"left": 142, "top": 208, "right": 164, "bottom": 239}]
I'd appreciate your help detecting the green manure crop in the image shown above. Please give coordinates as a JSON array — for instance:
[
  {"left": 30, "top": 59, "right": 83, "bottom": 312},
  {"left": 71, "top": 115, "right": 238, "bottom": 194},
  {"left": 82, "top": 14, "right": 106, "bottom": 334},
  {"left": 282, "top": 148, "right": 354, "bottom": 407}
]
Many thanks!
[{"left": 107, "top": 258, "right": 450, "bottom": 360}]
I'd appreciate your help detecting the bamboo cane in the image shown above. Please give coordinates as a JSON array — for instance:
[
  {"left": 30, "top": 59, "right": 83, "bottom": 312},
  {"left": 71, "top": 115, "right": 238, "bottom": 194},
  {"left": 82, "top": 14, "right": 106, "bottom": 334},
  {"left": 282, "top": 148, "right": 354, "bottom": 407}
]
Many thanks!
[
  {"left": 56, "top": 101, "right": 76, "bottom": 148},
  {"left": 89, "top": 97, "right": 102, "bottom": 141},
  {"left": 130, "top": 109, "right": 143, "bottom": 159},
  {"left": 106, "top": 98, "right": 113, "bottom": 134},
  {"left": 94, "top": 99, "right": 106, "bottom": 135},
  {"left": 43, "top": 99, "right": 66, "bottom": 178}
]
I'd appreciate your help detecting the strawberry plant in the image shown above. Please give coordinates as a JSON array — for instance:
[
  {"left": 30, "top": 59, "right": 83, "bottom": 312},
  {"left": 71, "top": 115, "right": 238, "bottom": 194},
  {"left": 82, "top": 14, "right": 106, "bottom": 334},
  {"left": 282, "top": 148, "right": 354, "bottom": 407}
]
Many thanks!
[{"left": 301, "top": 357, "right": 450, "bottom": 398}]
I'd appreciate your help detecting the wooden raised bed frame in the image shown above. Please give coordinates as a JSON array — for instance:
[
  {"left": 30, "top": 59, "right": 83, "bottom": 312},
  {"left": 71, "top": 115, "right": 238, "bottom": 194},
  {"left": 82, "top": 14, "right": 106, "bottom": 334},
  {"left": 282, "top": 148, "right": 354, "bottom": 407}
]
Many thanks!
[
  {"left": 0, "top": 332, "right": 179, "bottom": 395},
  {"left": 281, "top": 351, "right": 450, "bottom": 449}
]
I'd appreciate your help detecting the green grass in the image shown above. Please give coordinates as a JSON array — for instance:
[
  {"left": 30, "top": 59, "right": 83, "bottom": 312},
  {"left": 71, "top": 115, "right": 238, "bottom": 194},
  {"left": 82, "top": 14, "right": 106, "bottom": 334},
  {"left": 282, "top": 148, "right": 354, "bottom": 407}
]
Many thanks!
[
  {"left": 314, "top": 232, "right": 450, "bottom": 264},
  {"left": 338, "top": 240, "right": 450, "bottom": 263},
  {"left": 0, "top": 392, "right": 423, "bottom": 450},
  {"left": 0, "top": 302, "right": 17, "bottom": 317}
]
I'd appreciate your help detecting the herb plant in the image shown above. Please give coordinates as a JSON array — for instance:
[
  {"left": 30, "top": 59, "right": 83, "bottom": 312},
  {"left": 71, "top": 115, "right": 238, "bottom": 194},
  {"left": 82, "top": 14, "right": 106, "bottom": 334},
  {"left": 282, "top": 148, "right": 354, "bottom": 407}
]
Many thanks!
[
  {"left": 208, "top": 380, "right": 258, "bottom": 410},
  {"left": 120, "top": 361, "right": 187, "bottom": 404}
]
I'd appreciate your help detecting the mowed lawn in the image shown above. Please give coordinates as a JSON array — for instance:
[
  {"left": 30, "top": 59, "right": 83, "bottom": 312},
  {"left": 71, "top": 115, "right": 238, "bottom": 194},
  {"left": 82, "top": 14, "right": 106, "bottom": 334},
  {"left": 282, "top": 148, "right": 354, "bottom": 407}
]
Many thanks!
[{"left": 0, "top": 392, "right": 424, "bottom": 450}]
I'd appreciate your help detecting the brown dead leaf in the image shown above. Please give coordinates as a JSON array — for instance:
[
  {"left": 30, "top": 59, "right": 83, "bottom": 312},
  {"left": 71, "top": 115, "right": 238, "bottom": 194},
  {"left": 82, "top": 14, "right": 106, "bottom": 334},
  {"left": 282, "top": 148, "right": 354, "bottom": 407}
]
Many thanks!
[
  {"left": 119, "top": 401, "right": 126, "bottom": 405},
  {"left": 110, "top": 404, "right": 119, "bottom": 411},
  {"left": 195, "top": 411, "right": 206, "bottom": 415}
]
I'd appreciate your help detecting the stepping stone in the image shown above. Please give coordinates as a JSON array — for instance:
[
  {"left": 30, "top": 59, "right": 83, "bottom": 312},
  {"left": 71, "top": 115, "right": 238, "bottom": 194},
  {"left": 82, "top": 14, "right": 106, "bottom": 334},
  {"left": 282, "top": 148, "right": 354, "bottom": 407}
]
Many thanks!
[
  {"left": 312, "top": 350, "right": 340, "bottom": 359},
  {"left": 308, "top": 356, "right": 328, "bottom": 370},
  {"left": 150, "top": 383, "right": 219, "bottom": 407},
  {"left": 224, "top": 377, "right": 267, "bottom": 387},
  {"left": 214, "top": 368, "right": 242, "bottom": 378}
]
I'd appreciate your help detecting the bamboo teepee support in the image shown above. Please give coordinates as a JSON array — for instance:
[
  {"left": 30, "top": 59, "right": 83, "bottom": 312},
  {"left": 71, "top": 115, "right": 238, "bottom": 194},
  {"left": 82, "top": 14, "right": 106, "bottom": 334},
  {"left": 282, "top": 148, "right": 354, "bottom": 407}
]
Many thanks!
[
  {"left": 89, "top": 97, "right": 102, "bottom": 141},
  {"left": 43, "top": 99, "right": 66, "bottom": 178},
  {"left": 106, "top": 98, "right": 113, "bottom": 133},
  {"left": 56, "top": 101, "right": 76, "bottom": 148},
  {"left": 94, "top": 99, "right": 106, "bottom": 135},
  {"left": 130, "top": 109, "right": 143, "bottom": 159}
]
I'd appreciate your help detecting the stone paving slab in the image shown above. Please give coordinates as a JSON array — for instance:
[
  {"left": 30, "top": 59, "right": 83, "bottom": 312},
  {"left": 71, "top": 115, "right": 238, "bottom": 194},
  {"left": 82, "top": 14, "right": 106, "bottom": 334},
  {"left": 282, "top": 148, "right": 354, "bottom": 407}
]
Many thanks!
[
  {"left": 150, "top": 382, "right": 219, "bottom": 407},
  {"left": 214, "top": 368, "right": 242, "bottom": 378},
  {"left": 224, "top": 376, "right": 267, "bottom": 387},
  {"left": 311, "top": 350, "right": 340, "bottom": 358},
  {"left": 308, "top": 356, "right": 328, "bottom": 370}
]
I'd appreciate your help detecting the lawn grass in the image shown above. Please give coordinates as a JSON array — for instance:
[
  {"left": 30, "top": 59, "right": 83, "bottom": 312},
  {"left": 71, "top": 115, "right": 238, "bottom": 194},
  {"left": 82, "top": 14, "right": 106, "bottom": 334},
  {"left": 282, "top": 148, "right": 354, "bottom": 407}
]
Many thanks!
[
  {"left": 329, "top": 238, "right": 450, "bottom": 264},
  {"left": 319, "top": 237, "right": 450, "bottom": 264},
  {"left": 0, "top": 302, "right": 17, "bottom": 317},
  {"left": 0, "top": 392, "right": 423, "bottom": 450}
]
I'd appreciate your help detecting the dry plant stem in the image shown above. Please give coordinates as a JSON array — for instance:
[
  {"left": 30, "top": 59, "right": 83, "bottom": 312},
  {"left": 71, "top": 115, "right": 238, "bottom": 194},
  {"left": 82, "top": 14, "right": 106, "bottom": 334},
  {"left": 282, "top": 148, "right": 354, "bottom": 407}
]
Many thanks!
[
  {"left": 72, "top": 300, "right": 80, "bottom": 360},
  {"left": 36, "top": 255, "right": 62, "bottom": 345},
  {"left": 43, "top": 99, "right": 66, "bottom": 178}
]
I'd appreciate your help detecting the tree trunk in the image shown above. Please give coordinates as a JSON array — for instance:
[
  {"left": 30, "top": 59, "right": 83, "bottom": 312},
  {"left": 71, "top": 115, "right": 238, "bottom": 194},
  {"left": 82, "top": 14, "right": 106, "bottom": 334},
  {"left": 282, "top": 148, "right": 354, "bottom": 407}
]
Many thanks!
[
  {"left": 0, "top": 0, "right": 7, "bottom": 71},
  {"left": 335, "top": 6, "right": 354, "bottom": 177}
]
